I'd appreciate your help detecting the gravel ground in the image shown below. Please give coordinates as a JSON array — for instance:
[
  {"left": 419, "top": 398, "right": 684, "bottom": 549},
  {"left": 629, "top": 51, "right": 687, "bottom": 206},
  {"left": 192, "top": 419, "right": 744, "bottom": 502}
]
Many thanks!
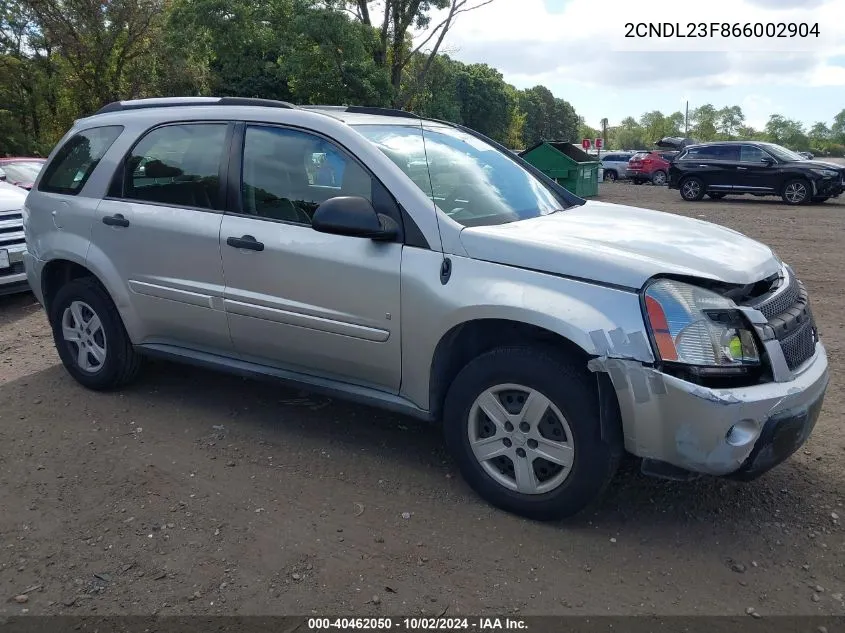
[{"left": 1, "top": 184, "right": 844, "bottom": 617}]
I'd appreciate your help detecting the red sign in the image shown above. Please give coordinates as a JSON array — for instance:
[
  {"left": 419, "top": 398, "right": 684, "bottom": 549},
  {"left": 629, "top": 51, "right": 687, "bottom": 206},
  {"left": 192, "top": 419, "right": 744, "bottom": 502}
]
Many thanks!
[
  {"left": 582, "top": 138, "right": 591, "bottom": 150},
  {"left": 595, "top": 138, "right": 603, "bottom": 149}
]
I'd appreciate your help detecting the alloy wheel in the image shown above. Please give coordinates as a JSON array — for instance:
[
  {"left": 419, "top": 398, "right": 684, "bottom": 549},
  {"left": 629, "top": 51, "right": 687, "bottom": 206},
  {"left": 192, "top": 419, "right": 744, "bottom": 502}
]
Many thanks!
[
  {"left": 682, "top": 179, "right": 701, "bottom": 199},
  {"left": 467, "top": 383, "right": 575, "bottom": 495},
  {"left": 61, "top": 300, "right": 107, "bottom": 373},
  {"left": 784, "top": 182, "right": 807, "bottom": 204}
]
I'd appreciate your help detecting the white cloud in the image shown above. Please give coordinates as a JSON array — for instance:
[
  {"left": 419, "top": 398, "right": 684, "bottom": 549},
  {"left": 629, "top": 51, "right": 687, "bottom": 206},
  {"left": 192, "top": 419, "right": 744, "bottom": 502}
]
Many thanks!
[{"left": 421, "top": 0, "right": 845, "bottom": 88}]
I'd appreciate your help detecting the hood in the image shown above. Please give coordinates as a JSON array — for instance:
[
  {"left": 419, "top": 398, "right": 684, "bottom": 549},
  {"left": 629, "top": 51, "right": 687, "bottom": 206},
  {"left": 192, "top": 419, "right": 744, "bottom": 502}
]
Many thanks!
[
  {"left": 459, "top": 200, "right": 781, "bottom": 289},
  {"left": 797, "top": 159, "right": 845, "bottom": 171},
  {"left": 0, "top": 181, "right": 27, "bottom": 212}
]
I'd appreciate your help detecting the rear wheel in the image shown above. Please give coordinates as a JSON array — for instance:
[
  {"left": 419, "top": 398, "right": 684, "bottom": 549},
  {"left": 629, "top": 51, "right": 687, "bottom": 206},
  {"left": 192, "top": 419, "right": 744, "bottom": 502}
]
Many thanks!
[
  {"left": 604, "top": 170, "right": 618, "bottom": 182},
  {"left": 443, "top": 346, "right": 621, "bottom": 521},
  {"left": 781, "top": 178, "right": 810, "bottom": 205},
  {"left": 49, "top": 277, "right": 141, "bottom": 390},
  {"left": 680, "top": 176, "right": 705, "bottom": 201},
  {"left": 707, "top": 192, "right": 726, "bottom": 200},
  {"left": 651, "top": 170, "right": 667, "bottom": 186}
]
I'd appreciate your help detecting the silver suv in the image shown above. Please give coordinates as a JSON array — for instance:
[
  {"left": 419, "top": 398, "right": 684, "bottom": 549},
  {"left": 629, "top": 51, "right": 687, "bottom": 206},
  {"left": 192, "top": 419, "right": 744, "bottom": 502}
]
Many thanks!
[{"left": 24, "top": 97, "right": 829, "bottom": 520}]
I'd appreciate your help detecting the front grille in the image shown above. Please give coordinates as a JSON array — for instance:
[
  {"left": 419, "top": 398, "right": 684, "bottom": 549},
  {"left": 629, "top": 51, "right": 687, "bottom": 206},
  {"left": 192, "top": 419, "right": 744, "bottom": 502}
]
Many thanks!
[
  {"left": 779, "top": 320, "right": 817, "bottom": 371},
  {"left": 0, "top": 260, "right": 24, "bottom": 277},
  {"left": 749, "top": 267, "right": 817, "bottom": 371},
  {"left": 754, "top": 274, "right": 800, "bottom": 320},
  {"left": 0, "top": 209, "right": 25, "bottom": 247}
]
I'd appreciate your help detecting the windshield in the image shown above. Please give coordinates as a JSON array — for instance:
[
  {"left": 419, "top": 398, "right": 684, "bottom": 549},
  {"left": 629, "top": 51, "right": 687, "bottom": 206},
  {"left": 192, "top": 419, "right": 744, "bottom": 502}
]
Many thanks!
[
  {"left": 760, "top": 143, "right": 805, "bottom": 162},
  {"left": 1, "top": 162, "right": 43, "bottom": 182},
  {"left": 353, "top": 124, "right": 566, "bottom": 227}
]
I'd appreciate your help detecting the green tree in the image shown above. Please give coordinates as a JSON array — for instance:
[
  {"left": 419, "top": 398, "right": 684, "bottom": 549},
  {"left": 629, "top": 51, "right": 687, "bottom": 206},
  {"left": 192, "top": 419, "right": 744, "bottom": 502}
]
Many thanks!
[
  {"left": 454, "top": 63, "right": 512, "bottom": 143},
  {"left": 764, "top": 114, "right": 809, "bottom": 150},
  {"left": 831, "top": 109, "right": 845, "bottom": 144},
  {"left": 346, "top": 0, "right": 495, "bottom": 107},
  {"left": 666, "top": 111, "right": 685, "bottom": 137},
  {"left": 613, "top": 116, "right": 647, "bottom": 150},
  {"left": 639, "top": 110, "right": 666, "bottom": 144},
  {"left": 691, "top": 104, "right": 718, "bottom": 141},
  {"left": 716, "top": 105, "right": 745, "bottom": 139}
]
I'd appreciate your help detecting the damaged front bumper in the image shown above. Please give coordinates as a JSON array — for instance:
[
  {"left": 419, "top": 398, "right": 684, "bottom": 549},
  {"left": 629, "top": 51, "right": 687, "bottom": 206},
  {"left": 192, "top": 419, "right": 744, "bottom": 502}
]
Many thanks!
[{"left": 595, "top": 342, "right": 829, "bottom": 478}]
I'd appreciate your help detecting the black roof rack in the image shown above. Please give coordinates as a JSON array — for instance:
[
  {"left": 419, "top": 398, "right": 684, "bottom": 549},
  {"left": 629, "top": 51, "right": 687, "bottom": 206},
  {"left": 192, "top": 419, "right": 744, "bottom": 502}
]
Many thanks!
[
  {"left": 94, "top": 97, "right": 297, "bottom": 115},
  {"left": 302, "top": 105, "right": 422, "bottom": 119}
]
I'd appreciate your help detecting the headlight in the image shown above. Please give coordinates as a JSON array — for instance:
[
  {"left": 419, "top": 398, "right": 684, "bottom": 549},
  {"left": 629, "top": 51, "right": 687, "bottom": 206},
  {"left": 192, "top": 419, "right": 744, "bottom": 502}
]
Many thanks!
[
  {"left": 811, "top": 169, "right": 838, "bottom": 178},
  {"left": 643, "top": 279, "right": 759, "bottom": 367}
]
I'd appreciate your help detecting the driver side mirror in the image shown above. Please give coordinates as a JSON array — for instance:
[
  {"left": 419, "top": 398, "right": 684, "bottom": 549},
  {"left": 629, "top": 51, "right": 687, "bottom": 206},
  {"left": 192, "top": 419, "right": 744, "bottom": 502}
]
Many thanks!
[{"left": 312, "top": 196, "right": 398, "bottom": 241}]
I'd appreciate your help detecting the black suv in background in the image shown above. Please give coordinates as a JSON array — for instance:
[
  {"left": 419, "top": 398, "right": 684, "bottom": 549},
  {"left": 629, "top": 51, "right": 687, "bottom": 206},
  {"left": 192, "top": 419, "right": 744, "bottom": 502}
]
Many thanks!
[{"left": 668, "top": 141, "right": 845, "bottom": 205}]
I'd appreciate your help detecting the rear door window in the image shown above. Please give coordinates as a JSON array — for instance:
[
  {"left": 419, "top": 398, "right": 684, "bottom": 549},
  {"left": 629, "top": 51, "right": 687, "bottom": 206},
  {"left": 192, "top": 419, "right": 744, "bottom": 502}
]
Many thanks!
[
  {"left": 683, "top": 145, "right": 739, "bottom": 161},
  {"left": 117, "top": 123, "right": 228, "bottom": 210},
  {"left": 38, "top": 126, "right": 123, "bottom": 195}
]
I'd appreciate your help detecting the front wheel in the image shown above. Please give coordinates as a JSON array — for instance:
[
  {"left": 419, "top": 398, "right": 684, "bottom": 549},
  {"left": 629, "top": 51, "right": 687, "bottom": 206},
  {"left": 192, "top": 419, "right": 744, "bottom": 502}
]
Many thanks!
[
  {"left": 49, "top": 277, "right": 141, "bottom": 390},
  {"left": 782, "top": 178, "right": 810, "bottom": 205},
  {"left": 443, "top": 346, "right": 621, "bottom": 521},
  {"left": 651, "top": 170, "right": 667, "bottom": 186},
  {"left": 679, "top": 176, "right": 705, "bottom": 201}
]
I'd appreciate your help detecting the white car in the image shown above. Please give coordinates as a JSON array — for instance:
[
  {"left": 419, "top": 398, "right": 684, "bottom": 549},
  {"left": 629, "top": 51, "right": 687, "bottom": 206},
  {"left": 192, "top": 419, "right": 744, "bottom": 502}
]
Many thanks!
[{"left": 0, "top": 181, "right": 28, "bottom": 295}]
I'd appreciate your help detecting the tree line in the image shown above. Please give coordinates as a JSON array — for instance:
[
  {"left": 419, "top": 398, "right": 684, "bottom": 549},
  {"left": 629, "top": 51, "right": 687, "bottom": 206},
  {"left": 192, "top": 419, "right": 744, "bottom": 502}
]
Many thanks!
[
  {"left": 581, "top": 105, "right": 845, "bottom": 156},
  {"left": 0, "top": 0, "right": 582, "bottom": 155},
  {"left": 2, "top": 0, "right": 842, "bottom": 157}
]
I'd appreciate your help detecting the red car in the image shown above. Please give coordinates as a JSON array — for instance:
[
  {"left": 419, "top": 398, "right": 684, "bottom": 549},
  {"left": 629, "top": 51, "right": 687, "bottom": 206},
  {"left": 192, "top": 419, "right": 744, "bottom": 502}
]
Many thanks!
[
  {"left": 627, "top": 151, "right": 676, "bottom": 186},
  {"left": 0, "top": 157, "right": 46, "bottom": 190}
]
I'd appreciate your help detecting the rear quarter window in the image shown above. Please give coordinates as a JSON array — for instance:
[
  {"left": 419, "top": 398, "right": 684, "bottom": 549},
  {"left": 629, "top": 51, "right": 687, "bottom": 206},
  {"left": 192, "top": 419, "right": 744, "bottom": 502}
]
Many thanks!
[{"left": 38, "top": 125, "right": 124, "bottom": 195}]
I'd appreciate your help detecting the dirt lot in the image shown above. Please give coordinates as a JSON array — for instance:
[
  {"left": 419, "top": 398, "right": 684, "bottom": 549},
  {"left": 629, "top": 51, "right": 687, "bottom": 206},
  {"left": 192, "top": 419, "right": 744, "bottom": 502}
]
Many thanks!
[{"left": 2, "top": 185, "right": 844, "bottom": 617}]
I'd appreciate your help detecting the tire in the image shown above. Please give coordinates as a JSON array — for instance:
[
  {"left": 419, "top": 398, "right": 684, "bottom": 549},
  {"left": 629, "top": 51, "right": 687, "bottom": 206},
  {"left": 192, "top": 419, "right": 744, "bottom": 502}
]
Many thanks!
[
  {"left": 49, "top": 277, "right": 141, "bottom": 390},
  {"left": 810, "top": 196, "right": 829, "bottom": 204},
  {"left": 781, "top": 178, "right": 811, "bottom": 205},
  {"left": 651, "top": 170, "right": 667, "bottom": 186},
  {"left": 679, "top": 176, "right": 705, "bottom": 201},
  {"left": 443, "top": 346, "right": 621, "bottom": 521},
  {"left": 604, "top": 170, "right": 618, "bottom": 182},
  {"left": 707, "top": 192, "right": 726, "bottom": 200}
]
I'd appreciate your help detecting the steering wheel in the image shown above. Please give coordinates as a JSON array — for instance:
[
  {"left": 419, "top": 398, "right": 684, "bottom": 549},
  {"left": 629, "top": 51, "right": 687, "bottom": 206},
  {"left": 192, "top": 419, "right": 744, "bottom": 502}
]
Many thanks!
[{"left": 444, "top": 183, "right": 487, "bottom": 215}]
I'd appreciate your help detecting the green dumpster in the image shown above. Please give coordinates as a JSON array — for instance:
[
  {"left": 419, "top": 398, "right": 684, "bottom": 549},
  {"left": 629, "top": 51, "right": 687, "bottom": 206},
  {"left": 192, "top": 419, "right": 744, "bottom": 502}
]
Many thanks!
[{"left": 519, "top": 141, "right": 600, "bottom": 197}]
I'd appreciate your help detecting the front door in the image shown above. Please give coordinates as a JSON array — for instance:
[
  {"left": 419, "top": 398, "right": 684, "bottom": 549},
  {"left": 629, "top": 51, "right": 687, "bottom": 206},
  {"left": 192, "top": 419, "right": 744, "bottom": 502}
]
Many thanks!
[
  {"left": 733, "top": 145, "right": 779, "bottom": 193},
  {"left": 90, "top": 122, "right": 233, "bottom": 353},
  {"left": 219, "top": 124, "right": 403, "bottom": 392}
]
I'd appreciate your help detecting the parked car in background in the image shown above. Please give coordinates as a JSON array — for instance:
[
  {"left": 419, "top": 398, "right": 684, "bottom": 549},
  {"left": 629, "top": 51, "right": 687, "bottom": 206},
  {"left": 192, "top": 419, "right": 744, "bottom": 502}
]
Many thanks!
[
  {"left": 599, "top": 152, "right": 634, "bottom": 181},
  {"left": 0, "top": 157, "right": 46, "bottom": 190},
  {"left": 668, "top": 141, "right": 845, "bottom": 205},
  {"left": 0, "top": 181, "right": 28, "bottom": 295},
  {"left": 627, "top": 150, "right": 676, "bottom": 185},
  {"left": 23, "top": 97, "right": 830, "bottom": 521},
  {"left": 798, "top": 151, "right": 814, "bottom": 160}
]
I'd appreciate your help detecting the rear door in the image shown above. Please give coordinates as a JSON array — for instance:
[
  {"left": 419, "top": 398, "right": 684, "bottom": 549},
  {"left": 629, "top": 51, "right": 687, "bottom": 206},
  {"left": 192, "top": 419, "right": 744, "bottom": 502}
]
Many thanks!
[
  {"left": 219, "top": 123, "right": 404, "bottom": 392},
  {"left": 89, "top": 121, "right": 233, "bottom": 353},
  {"left": 679, "top": 144, "right": 738, "bottom": 190}
]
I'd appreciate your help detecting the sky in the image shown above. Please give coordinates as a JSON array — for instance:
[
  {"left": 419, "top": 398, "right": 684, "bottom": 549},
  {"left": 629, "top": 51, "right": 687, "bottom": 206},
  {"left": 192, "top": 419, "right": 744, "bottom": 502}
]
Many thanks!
[{"left": 422, "top": 0, "right": 845, "bottom": 131}]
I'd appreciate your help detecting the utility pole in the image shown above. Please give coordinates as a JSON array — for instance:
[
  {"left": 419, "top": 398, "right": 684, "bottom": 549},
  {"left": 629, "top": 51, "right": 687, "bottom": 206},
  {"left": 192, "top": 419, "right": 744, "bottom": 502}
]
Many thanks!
[{"left": 685, "top": 101, "right": 689, "bottom": 136}]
